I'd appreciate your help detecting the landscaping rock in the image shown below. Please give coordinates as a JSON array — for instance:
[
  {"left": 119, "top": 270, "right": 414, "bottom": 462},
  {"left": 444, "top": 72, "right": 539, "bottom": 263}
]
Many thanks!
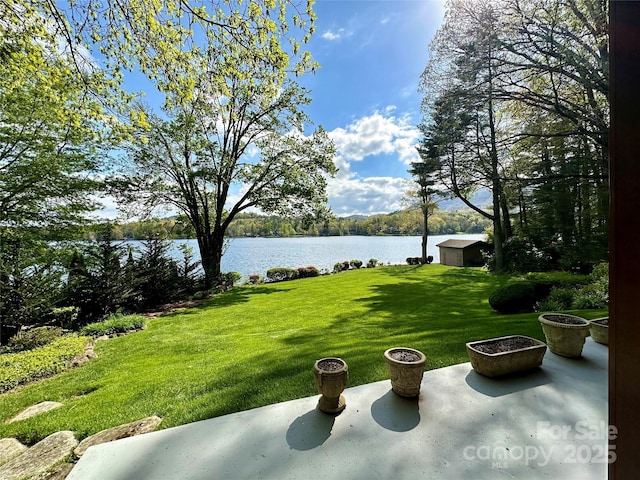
[
  {"left": 0, "top": 438, "right": 27, "bottom": 465},
  {"left": 0, "top": 431, "right": 77, "bottom": 480},
  {"left": 7, "top": 401, "right": 64, "bottom": 424},
  {"left": 74, "top": 416, "right": 162, "bottom": 457},
  {"left": 67, "top": 342, "right": 98, "bottom": 369}
]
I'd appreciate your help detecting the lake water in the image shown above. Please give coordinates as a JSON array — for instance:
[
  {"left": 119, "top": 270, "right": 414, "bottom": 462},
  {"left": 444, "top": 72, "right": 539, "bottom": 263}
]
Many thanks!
[{"left": 151, "top": 234, "right": 486, "bottom": 280}]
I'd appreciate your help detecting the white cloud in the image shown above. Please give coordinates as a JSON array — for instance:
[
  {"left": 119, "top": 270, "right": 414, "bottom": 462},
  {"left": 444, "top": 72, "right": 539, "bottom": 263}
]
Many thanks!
[
  {"left": 323, "top": 108, "right": 422, "bottom": 216},
  {"left": 328, "top": 176, "right": 408, "bottom": 216},
  {"left": 328, "top": 107, "right": 420, "bottom": 175},
  {"left": 321, "top": 28, "right": 350, "bottom": 41}
]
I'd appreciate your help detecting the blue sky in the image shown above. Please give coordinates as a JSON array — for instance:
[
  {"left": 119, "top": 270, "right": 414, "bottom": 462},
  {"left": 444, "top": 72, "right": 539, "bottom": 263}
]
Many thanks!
[
  {"left": 98, "top": 0, "right": 446, "bottom": 219},
  {"left": 300, "top": 0, "right": 446, "bottom": 216}
]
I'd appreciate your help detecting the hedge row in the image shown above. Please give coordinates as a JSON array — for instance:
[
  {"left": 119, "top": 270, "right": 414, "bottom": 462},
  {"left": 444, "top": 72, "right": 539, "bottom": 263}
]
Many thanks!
[
  {"left": 266, "top": 267, "right": 299, "bottom": 282},
  {"left": 80, "top": 315, "right": 147, "bottom": 337},
  {"left": 266, "top": 266, "right": 321, "bottom": 282}
]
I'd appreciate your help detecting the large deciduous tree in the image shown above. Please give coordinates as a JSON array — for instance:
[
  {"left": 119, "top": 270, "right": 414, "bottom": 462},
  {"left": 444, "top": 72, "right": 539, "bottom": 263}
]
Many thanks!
[
  {"left": 120, "top": 78, "right": 336, "bottom": 287},
  {"left": 100, "top": 1, "right": 335, "bottom": 288}
]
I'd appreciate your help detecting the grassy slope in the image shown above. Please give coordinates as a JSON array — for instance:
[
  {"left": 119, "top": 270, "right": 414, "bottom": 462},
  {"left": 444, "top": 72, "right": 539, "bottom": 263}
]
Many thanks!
[{"left": 0, "top": 265, "right": 607, "bottom": 445}]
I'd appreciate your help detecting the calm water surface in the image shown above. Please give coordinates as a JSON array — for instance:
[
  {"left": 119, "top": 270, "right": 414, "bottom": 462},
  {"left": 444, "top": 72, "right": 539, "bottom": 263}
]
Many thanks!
[{"left": 157, "top": 234, "right": 486, "bottom": 279}]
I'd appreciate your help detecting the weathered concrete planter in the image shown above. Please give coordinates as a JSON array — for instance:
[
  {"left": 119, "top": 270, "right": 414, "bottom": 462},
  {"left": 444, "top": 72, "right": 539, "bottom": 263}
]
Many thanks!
[
  {"left": 466, "top": 335, "right": 547, "bottom": 378},
  {"left": 538, "top": 313, "right": 590, "bottom": 358},
  {"left": 383, "top": 347, "right": 426, "bottom": 398},
  {"left": 313, "top": 357, "right": 348, "bottom": 414},
  {"left": 589, "top": 317, "right": 609, "bottom": 345}
]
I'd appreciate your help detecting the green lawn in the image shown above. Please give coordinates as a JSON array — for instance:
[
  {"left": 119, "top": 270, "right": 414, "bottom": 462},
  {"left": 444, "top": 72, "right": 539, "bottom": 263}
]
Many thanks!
[{"left": 0, "top": 265, "right": 606, "bottom": 445}]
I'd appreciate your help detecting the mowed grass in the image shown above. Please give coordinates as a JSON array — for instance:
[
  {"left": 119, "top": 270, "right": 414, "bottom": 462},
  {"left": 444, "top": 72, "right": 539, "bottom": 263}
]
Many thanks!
[{"left": 0, "top": 265, "right": 606, "bottom": 445}]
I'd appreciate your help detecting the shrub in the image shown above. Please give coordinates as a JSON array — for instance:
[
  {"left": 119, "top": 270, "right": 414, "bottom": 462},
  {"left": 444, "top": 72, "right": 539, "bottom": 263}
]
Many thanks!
[
  {"left": 191, "top": 290, "right": 209, "bottom": 300},
  {"left": 2, "top": 326, "right": 64, "bottom": 354},
  {"left": 80, "top": 314, "right": 146, "bottom": 337},
  {"left": 572, "top": 265, "right": 608, "bottom": 309},
  {"left": 350, "top": 259, "right": 363, "bottom": 269},
  {"left": 222, "top": 272, "right": 242, "bottom": 287},
  {"left": 266, "top": 267, "right": 299, "bottom": 282},
  {"left": 297, "top": 266, "right": 320, "bottom": 278},
  {"left": 367, "top": 258, "right": 379, "bottom": 268},
  {"left": 489, "top": 282, "right": 537, "bottom": 314},
  {"left": 0, "top": 335, "right": 88, "bottom": 393},
  {"left": 572, "top": 262, "right": 609, "bottom": 309},
  {"left": 248, "top": 274, "right": 261, "bottom": 284},
  {"left": 333, "top": 262, "right": 349, "bottom": 273},
  {"left": 520, "top": 271, "right": 595, "bottom": 312},
  {"left": 62, "top": 231, "right": 203, "bottom": 326},
  {"left": 573, "top": 289, "right": 607, "bottom": 309},
  {"left": 537, "top": 286, "right": 576, "bottom": 311},
  {"left": 590, "top": 262, "right": 609, "bottom": 282}
]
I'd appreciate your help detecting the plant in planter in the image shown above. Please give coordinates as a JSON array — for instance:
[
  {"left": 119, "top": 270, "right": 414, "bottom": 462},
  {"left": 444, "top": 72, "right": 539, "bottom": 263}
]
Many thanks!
[
  {"left": 538, "top": 313, "right": 591, "bottom": 358},
  {"left": 383, "top": 347, "right": 426, "bottom": 397},
  {"left": 466, "top": 335, "right": 547, "bottom": 377},
  {"left": 313, "top": 357, "right": 348, "bottom": 414},
  {"left": 589, "top": 317, "right": 609, "bottom": 345}
]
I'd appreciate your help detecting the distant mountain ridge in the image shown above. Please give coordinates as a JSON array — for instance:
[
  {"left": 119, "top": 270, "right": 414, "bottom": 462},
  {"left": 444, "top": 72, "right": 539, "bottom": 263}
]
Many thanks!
[{"left": 435, "top": 189, "right": 492, "bottom": 211}]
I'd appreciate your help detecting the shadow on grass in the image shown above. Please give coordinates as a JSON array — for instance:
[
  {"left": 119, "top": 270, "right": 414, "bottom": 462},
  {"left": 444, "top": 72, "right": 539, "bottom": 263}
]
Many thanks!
[
  {"left": 161, "top": 285, "right": 294, "bottom": 317},
  {"left": 272, "top": 266, "right": 545, "bottom": 388}
]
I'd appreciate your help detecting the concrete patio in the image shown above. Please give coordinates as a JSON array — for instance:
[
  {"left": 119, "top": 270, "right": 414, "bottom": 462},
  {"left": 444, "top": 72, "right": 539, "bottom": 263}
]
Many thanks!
[{"left": 68, "top": 338, "right": 608, "bottom": 480}]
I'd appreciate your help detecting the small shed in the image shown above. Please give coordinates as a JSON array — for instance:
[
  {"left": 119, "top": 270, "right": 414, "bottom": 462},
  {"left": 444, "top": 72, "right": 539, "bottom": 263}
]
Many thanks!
[{"left": 436, "top": 239, "right": 491, "bottom": 267}]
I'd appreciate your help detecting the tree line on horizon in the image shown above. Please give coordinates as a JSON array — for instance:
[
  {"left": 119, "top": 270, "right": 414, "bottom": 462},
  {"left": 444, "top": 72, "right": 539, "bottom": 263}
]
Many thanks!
[{"left": 96, "top": 209, "right": 491, "bottom": 240}]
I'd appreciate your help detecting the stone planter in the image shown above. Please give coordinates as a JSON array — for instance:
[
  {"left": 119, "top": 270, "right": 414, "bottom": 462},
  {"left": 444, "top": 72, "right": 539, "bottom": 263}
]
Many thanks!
[
  {"left": 313, "top": 357, "right": 348, "bottom": 414},
  {"left": 383, "top": 347, "right": 427, "bottom": 398},
  {"left": 538, "top": 313, "right": 591, "bottom": 358},
  {"left": 589, "top": 317, "right": 609, "bottom": 345},
  {"left": 466, "top": 335, "right": 547, "bottom": 377}
]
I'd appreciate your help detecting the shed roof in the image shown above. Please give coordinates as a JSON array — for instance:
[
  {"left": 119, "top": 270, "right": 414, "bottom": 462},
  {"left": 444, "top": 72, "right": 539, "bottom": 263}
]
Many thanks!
[{"left": 436, "top": 239, "right": 488, "bottom": 249}]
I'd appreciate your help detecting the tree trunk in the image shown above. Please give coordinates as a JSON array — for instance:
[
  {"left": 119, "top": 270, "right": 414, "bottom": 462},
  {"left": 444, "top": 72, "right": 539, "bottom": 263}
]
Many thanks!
[
  {"left": 492, "top": 177, "right": 505, "bottom": 272},
  {"left": 421, "top": 207, "right": 429, "bottom": 263},
  {"left": 487, "top": 59, "right": 504, "bottom": 272},
  {"left": 500, "top": 191, "right": 513, "bottom": 239},
  {"left": 194, "top": 227, "right": 223, "bottom": 290}
]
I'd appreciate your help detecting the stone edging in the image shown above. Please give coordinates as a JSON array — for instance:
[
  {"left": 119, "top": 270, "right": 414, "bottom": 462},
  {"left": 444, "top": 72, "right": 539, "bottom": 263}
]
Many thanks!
[{"left": 0, "top": 415, "right": 162, "bottom": 480}]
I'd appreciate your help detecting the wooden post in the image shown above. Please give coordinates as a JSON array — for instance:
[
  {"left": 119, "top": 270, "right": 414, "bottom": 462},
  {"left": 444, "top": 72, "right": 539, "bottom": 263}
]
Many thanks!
[{"left": 609, "top": 1, "right": 640, "bottom": 477}]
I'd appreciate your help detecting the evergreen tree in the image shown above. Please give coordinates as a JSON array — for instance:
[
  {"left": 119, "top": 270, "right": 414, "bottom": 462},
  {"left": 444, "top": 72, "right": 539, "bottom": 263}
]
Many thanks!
[{"left": 408, "top": 140, "right": 441, "bottom": 263}]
